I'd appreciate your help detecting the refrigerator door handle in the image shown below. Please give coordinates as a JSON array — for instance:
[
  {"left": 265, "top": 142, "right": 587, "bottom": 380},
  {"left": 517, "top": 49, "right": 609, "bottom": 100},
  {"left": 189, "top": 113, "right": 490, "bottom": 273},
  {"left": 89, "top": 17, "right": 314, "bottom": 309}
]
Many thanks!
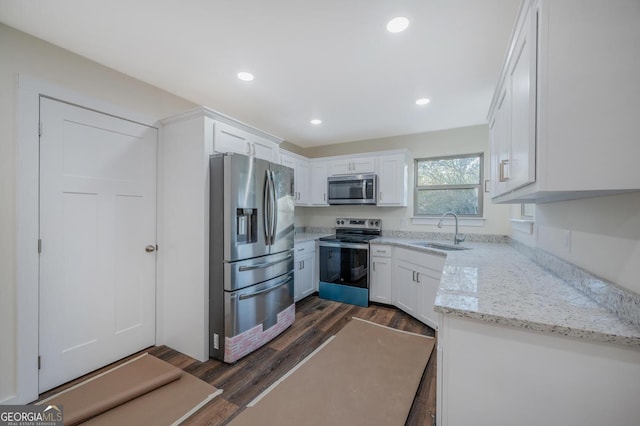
[
  {"left": 263, "top": 170, "right": 272, "bottom": 245},
  {"left": 269, "top": 170, "right": 278, "bottom": 244},
  {"left": 238, "top": 254, "right": 293, "bottom": 271},
  {"left": 238, "top": 275, "right": 292, "bottom": 300}
]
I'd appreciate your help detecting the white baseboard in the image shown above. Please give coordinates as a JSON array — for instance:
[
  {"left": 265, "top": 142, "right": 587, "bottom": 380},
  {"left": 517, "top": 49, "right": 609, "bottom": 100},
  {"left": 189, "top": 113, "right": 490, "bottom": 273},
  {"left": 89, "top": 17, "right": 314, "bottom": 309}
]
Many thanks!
[{"left": 0, "top": 395, "right": 18, "bottom": 405}]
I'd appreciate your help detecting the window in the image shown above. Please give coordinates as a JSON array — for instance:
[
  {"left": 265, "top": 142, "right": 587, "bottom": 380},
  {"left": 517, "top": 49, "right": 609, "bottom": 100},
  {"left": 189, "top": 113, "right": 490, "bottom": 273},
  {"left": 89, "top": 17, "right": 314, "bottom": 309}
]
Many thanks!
[{"left": 414, "top": 153, "right": 483, "bottom": 217}]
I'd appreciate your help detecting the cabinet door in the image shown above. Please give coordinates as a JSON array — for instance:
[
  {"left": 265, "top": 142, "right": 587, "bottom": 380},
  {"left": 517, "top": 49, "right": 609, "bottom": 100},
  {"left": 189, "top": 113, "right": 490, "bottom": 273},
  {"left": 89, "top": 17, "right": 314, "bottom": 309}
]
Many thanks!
[
  {"left": 294, "top": 252, "right": 315, "bottom": 301},
  {"left": 327, "top": 157, "right": 376, "bottom": 176},
  {"left": 394, "top": 260, "right": 419, "bottom": 316},
  {"left": 416, "top": 266, "right": 441, "bottom": 330},
  {"left": 351, "top": 157, "right": 376, "bottom": 174},
  {"left": 213, "top": 121, "right": 250, "bottom": 156},
  {"left": 491, "top": 88, "right": 511, "bottom": 197},
  {"left": 296, "top": 160, "right": 310, "bottom": 205},
  {"left": 377, "top": 154, "right": 407, "bottom": 206},
  {"left": 508, "top": 6, "right": 537, "bottom": 191},
  {"left": 251, "top": 136, "right": 279, "bottom": 162},
  {"left": 370, "top": 256, "right": 392, "bottom": 304},
  {"left": 280, "top": 153, "right": 296, "bottom": 170},
  {"left": 310, "top": 161, "right": 328, "bottom": 205},
  {"left": 327, "top": 160, "right": 352, "bottom": 176}
]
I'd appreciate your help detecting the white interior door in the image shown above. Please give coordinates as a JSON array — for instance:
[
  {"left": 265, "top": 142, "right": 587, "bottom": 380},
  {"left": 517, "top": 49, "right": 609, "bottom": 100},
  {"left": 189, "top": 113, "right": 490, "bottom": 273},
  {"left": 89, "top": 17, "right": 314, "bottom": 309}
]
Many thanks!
[{"left": 38, "top": 97, "right": 158, "bottom": 392}]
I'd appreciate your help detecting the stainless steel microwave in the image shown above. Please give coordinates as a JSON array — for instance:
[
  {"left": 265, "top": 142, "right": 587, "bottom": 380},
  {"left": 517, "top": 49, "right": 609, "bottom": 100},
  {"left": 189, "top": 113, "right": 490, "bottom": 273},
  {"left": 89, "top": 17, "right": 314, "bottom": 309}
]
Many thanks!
[{"left": 327, "top": 174, "right": 377, "bottom": 205}]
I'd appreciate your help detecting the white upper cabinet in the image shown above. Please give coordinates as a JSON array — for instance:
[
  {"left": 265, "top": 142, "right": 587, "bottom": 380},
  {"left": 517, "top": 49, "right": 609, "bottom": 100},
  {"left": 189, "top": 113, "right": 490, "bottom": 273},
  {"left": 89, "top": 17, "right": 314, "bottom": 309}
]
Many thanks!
[
  {"left": 489, "top": 4, "right": 536, "bottom": 198},
  {"left": 327, "top": 156, "right": 376, "bottom": 176},
  {"left": 507, "top": 5, "right": 537, "bottom": 192},
  {"left": 309, "top": 160, "right": 329, "bottom": 206},
  {"left": 280, "top": 150, "right": 408, "bottom": 208},
  {"left": 249, "top": 135, "right": 279, "bottom": 163},
  {"left": 490, "top": 87, "right": 512, "bottom": 196},
  {"left": 213, "top": 120, "right": 279, "bottom": 163},
  {"left": 377, "top": 152, "right": 408, "bottom": 206},
  {"left": 488, "top": 0, "right": 640, "bottom": 203},
  {"left": 280, "top": 151, "right": 310, "bottom": 206}
]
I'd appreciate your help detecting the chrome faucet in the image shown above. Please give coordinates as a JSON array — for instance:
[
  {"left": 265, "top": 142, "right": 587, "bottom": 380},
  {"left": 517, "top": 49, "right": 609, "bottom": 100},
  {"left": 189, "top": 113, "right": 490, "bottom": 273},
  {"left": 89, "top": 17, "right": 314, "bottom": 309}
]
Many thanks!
[{"left": 437, "top": 211, "right": 466, "bottom": 245}]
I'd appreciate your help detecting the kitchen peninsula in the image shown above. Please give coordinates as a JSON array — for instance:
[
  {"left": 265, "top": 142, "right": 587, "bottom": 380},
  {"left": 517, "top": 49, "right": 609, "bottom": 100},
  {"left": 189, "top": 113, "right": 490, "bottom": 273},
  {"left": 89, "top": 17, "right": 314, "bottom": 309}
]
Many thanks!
[{"left": 368, "top": 237, "right": 640, "bottom": 425}]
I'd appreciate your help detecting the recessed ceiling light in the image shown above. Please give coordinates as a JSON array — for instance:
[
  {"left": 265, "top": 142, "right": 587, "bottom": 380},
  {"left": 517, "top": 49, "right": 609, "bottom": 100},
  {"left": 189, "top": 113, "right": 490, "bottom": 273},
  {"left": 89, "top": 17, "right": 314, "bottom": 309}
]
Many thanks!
[
  {"left": 310, "top": 119, "right": 322, "bottom": 125},
  {"left": 416, "top": 98, "right": 431, "bottom": 106},
  {"left": 387, "top": 17, "right": 409, "bottom": 33},
  {"left": 237, "top": 72, "right": 254, "bottom": 82}
]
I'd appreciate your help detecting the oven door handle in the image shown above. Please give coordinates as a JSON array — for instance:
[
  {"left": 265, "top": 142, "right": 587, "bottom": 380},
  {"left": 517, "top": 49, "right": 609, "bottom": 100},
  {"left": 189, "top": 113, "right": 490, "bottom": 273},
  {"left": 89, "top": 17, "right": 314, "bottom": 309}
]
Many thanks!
[
  {"left": 319, "top": 241, "right": 369, "bottom": 250},
  {"left": 238, "top": 276, "right": 292, "bottom": 300},
  {"left": 238, "top": 254, "right": 293, "bottom": 272}
]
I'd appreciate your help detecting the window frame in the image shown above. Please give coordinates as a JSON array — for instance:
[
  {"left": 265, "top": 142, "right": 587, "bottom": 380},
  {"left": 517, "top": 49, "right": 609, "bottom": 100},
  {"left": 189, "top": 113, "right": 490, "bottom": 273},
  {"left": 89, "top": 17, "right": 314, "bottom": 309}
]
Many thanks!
[{"left": 413, "top": 153, "right": 484, "bottom": 218}]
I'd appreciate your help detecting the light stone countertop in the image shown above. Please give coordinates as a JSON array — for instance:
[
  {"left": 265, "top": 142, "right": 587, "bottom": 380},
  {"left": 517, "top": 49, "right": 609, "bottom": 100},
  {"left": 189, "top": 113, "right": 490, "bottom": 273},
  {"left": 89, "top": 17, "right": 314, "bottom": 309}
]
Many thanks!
[
  {"left": 370, "top": 238, "right": 640, "bottom": 348},
  {"left": 294, "top": 232, "right": 333, "bottom": 243}
]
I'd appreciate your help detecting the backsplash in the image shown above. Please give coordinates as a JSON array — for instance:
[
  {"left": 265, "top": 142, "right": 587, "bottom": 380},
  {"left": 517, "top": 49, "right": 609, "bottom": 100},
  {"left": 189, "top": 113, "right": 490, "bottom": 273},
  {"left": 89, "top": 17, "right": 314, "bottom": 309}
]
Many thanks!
[
  {"left": 380, "top": 231, "right": 508, "bottom": 243},
  {"left": 510, "top": 238, "right": 640, "bottom": 330},
  {"left": 296, "top": 227, "right": 508, "bottom": 243}
]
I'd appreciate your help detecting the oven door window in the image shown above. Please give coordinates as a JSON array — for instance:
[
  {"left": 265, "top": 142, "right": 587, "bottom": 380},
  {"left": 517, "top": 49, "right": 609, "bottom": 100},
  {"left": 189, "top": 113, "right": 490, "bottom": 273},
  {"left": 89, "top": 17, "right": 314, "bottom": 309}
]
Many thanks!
[{"left": 319, "top": 245, "right": 368, "bottom": 288}]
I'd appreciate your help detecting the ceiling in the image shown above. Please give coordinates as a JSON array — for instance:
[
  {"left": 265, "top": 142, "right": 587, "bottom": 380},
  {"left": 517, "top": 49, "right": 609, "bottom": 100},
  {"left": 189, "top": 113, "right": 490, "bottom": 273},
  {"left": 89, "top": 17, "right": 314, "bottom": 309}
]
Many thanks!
[{"left": 0, "top": 0, "right": 520, "bottom": 147}]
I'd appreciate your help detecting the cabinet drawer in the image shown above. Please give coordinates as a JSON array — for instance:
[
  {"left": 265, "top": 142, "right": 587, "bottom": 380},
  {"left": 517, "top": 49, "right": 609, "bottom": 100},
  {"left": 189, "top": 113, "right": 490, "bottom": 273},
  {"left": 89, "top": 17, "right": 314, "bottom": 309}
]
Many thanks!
[
  {"left": 294, "top": 240, "right": 316, "bottom": 258},
  {"left": 370, "top": 245, "right": 392, "bottom": 258},
  {"left": 395, "top": 247, "right": 445, "bottom": 275}
]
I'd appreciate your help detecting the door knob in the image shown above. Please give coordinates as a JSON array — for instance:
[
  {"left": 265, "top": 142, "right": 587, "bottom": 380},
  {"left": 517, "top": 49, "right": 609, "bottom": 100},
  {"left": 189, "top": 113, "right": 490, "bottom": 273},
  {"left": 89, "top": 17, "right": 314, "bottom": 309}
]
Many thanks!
[{"left": 145, "top": 245, "right": 156, "bottom": 253}]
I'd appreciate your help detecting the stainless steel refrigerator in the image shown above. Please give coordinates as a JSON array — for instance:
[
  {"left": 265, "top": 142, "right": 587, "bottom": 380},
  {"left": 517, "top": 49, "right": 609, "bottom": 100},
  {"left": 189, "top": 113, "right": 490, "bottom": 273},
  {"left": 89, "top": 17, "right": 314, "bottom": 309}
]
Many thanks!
[{"left": 209, "top": 153, "right": 295, "bottom": 362}]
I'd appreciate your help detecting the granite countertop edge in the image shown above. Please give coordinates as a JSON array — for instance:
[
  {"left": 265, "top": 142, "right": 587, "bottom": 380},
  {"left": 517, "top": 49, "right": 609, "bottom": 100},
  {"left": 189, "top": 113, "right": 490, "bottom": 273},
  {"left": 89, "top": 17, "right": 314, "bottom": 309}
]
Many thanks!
[
  {"left": 370, "top": 237, "right": 640, "bottom": 349},
  {"left": 434, "top": 306, "right": 640, "bottom": 348}
]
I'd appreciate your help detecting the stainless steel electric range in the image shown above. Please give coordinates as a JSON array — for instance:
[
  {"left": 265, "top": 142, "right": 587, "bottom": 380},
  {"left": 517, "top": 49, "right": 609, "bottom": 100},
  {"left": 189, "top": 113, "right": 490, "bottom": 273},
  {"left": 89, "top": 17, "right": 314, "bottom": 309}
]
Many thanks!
[{"left": 318, "top": 218, "right": 381, "bottom": 307}]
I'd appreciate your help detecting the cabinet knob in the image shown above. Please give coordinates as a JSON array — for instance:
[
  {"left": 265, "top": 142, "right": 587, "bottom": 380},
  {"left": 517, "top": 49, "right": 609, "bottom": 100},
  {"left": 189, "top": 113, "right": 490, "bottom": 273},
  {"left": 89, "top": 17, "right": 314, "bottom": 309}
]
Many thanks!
[{"left": 145, "top": 245, "right": 156, "bottom": 253}]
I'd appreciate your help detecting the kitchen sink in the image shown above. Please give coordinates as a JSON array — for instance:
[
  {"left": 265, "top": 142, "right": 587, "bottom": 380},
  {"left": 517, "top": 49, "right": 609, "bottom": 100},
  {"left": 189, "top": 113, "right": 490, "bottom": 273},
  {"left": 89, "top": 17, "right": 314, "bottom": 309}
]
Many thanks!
[{"left": 410, "top": 241, "right": 471, "bottom": 251}]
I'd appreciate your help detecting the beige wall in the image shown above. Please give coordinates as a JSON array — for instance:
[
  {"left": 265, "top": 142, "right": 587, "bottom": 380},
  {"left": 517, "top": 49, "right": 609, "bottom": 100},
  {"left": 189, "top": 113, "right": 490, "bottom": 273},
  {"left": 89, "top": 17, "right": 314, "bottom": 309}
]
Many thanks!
[
  {"left": 0, "top": 23, "right": 195, "bottom": 402},
  {"left": 511, "top": 193, "right": 640, "bottom": 294},
  {"left": 295, "top": 125, "right": 512, "bottom": 236}
]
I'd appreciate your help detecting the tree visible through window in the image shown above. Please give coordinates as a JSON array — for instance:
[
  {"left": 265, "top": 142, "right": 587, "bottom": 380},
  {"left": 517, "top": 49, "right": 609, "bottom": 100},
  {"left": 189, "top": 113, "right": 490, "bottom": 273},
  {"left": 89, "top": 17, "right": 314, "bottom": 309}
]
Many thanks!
[{"left": 414, "top": 154, "right": 483, "bottom": 216}]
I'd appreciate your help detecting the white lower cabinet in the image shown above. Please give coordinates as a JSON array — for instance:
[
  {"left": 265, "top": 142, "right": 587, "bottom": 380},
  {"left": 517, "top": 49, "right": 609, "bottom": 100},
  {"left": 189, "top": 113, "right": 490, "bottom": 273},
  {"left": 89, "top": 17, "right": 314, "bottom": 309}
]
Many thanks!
[
  {"left": 369, "top": 245, "right": 393, "bottom": 304},
  {"left": 437, "top": 315, "right": 640, "bottom": 426},
  {"left": 393, "top": 247, "right": 445, "bottom": 329},
  {"left": 416, "top": 267, "right": 442, "bottom": 329},
  {"left": 394, "top": 260, "right": 420, "bottom": 317},
  {"left": 369, "top": 245, "right": 445, "bottom": 329},
  {"left": 294, "top": 240, "right": 316, "bottom": 301}
]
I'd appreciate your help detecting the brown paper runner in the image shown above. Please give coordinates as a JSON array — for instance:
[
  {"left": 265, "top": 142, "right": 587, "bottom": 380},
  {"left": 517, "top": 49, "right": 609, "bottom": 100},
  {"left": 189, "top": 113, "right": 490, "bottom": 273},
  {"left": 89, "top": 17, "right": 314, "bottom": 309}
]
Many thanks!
[
  {"left": 38, "top": 353, "right": 221, "bottom": 425},
  {"left": 230, "top": 317, "right": 434, "bottom": 426}
]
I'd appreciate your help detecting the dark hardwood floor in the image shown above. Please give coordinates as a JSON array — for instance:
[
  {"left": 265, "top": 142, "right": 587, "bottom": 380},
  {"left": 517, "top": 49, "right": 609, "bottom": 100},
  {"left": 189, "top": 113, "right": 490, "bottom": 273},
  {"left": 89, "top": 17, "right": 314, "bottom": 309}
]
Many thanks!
[{"left": 39, "top": 295, "right": 437, "bottom": 425}]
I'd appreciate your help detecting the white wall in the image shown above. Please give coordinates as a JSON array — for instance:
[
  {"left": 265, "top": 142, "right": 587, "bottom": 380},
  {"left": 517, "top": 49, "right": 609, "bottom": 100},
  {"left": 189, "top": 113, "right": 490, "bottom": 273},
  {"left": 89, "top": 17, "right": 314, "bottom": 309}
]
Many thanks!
[
  {"left": 298, "top": 125, "right": 512, "bottom": 236},
  {"left": 0, "top": 23, "right": 195, "bottom": 402},
  {"left": 511, "top": 193, "right": 640, "bottom": 294}
]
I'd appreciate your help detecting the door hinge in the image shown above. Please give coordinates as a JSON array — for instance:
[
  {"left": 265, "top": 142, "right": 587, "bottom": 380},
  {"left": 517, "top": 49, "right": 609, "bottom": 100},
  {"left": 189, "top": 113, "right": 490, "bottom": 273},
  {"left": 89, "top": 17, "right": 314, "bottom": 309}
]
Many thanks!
[
  {"left": 38, "top": 355, "right": 41, "bottom": 370},
  {"left": 38, "top": 239, "right": 42, "bottom": 254},
  {"left": 38, "top": 121, "right": 42, "bottom": 137}
]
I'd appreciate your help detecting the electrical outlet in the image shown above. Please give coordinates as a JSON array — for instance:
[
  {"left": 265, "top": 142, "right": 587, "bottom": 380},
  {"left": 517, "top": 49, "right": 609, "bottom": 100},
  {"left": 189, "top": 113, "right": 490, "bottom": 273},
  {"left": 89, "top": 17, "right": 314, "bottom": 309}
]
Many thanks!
[{"left": 213, "top": 333, "right": 219, "bottom": 350}]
